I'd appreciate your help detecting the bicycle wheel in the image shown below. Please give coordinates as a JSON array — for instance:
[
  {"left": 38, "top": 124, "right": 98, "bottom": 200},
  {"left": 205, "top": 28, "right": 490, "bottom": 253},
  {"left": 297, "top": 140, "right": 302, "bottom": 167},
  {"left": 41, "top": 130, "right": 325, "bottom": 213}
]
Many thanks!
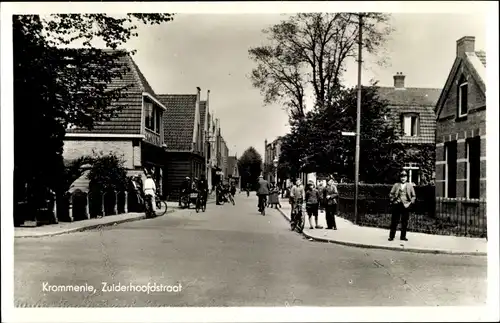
[
  {"left": 155, "top": 201, "right": 168, "bottom": 216},
  {"left": 230, "top": 195, "right": 235, "bottom": 205},
  {"left": 202, "top": 197, "right": 207, "bottom": 212},
  {"left": 195, "top": 198, "right": 200, "bottom": 213}
]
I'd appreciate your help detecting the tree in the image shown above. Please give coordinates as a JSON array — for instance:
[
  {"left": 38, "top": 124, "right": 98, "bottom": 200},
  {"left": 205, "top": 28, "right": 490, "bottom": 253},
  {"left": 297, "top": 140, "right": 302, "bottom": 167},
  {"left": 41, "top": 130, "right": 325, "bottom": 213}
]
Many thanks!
[
  {"left": 87, "top": 152, "right": 129, "bottom": 194},
  {"left": 249, "top": 13, "right": 392, "bottom": 123},
  {"left": 278, "top": 85, "right": 402, "bottom": 183},
  {"left": 237, "top": 147, "right": 263, "bottom": 188},
  {"left": 13, "top": 14, "right": 174, "bottom": 211}
]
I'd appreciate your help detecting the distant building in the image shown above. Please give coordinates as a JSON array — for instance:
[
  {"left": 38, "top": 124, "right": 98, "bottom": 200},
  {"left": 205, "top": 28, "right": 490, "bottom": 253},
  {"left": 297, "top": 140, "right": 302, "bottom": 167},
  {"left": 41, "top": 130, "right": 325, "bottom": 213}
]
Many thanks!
[
  {"left": 376, "top": 73, "right": 442, "bottom": 184},
  {"left": 158, "top": 88, "right": 205, "bottom": 201},
  {"left": 264, "top": 137, "right": 283, "bottom": 184},
  {"left": 435, "top": 36, "right": 486, "bottom": 199}
]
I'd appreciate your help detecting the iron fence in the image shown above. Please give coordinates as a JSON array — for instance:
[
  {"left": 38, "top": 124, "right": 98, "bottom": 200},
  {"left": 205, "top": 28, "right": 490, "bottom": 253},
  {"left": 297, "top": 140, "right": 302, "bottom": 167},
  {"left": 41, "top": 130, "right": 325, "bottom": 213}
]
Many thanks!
[{"left": 338, "top": 196, "right": 487, "bottom": 238}]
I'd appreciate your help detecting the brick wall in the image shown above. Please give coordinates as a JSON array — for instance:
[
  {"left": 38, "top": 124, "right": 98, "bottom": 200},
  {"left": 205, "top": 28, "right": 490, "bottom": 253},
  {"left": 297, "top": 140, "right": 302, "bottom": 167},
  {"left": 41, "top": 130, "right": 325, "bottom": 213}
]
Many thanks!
[
  {"left": 63, "top": 138, "right": 138, "bottom": 170},
  {"left": 435, "top": 59, "right": 486, "bottom": 199}
]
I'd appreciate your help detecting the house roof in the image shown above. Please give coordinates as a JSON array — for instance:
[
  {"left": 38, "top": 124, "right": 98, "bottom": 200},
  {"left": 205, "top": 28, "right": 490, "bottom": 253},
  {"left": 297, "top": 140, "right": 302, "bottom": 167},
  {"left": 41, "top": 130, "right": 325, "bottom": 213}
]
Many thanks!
[
  {"left": 158, "top": 94, "right": 197, "bottom": 151},
  {"left": 66, "top": 51, "right": 157, "bottom": 135},
  {"left": 376, "top": 87, "right": 441, "bottom": 145},
  {"left": 435, "top": 50, "right": 486, "bottom": 118}
]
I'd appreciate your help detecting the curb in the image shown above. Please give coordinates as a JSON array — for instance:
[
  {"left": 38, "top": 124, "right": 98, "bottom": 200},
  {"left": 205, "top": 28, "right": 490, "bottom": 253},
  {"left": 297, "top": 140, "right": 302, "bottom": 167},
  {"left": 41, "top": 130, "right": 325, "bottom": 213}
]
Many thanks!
[
  {"left": 276, "top": 208, "right": 487, "bottom": 257},
  {"left": 15, "top": 199, "right": 218, "bottom": 239}
]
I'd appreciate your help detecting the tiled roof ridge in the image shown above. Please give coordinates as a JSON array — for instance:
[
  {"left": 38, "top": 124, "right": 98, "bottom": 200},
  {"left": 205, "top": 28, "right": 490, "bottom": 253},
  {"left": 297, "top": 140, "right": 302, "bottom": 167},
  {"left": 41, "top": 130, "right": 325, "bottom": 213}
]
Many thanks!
[
  {"left": 376, "top": 86, "right": 442, "bottom": 91},
  {"left": 157, "top": 94, "right": 197, "bottom": 97}
]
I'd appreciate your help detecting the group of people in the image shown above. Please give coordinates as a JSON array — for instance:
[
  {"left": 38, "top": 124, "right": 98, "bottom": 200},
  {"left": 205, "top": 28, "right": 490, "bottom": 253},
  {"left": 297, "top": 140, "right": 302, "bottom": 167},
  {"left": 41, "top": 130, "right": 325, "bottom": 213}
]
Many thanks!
[
  {"left": 288, "top": 177, "right": 340, "bottom": 230},
  {"left": 179, "top": 175, "right": 209, "bottom": 208},
  {"left": 215, "top": 180, "right": 237, "bottom": 205},
  {"left": 130, "top": 172, "right": 158, "bottom": 213}
]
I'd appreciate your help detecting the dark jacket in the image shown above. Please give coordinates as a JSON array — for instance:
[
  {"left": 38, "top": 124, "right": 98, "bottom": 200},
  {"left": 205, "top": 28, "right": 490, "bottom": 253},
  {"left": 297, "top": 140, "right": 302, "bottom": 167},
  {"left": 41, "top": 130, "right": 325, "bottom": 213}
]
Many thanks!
[
  {"left": 197, "top": 179, "right": 208, "bottom": 192},
  {"left": 257, "top": 178, "right": 270, "bottom": 195},
  {"left": 305, "top": 187, "right": 321, "bottom": 205},
  {"left": 323, "top": 184, "right": 339, "bottom": 206}
]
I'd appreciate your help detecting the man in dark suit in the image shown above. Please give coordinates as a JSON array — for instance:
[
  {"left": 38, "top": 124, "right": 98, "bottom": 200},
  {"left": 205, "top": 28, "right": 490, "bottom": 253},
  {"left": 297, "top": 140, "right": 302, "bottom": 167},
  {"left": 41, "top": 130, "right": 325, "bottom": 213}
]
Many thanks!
[
  {"left": 256, "top": 175, "right": 270, "bottom": 214},
  {"left": 388, "top": 170, "right": 417, "bottom": 241}
]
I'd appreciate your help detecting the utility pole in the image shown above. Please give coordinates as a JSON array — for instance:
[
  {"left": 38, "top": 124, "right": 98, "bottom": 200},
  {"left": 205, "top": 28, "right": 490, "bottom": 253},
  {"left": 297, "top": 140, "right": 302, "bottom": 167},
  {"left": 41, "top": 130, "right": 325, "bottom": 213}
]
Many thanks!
[{"left": 354, "top": 13, "right": 363, "bottom": 225}]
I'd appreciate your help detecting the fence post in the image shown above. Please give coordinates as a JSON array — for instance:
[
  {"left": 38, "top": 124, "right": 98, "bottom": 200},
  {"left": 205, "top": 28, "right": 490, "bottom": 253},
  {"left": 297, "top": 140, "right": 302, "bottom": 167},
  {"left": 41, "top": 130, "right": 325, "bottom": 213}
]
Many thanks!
[
  {"left": 68, "top": 193, "right": 74, "bottom": 222},
  {"left": 124, "top": 191, "right": 128, "bottom": 213},
  {"left": 86, "top": 193, "right": 91, "bottom": 219},
  {"left": 52, "top": 191, "right": 58, "bottom": 224},
  {"left": 114, "top": 190, "right": 118, "bottom": 215},
  {"left": 101, "top": 192, "right": 106, "bottom": 217}
]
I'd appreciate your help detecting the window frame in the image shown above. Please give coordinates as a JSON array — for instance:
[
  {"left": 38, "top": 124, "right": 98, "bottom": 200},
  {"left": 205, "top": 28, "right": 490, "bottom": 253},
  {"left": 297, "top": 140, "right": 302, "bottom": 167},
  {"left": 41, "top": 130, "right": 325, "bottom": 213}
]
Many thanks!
[
  {"left": 401, "top": 113, "right": 420, "bottom": 137},
  {"left": 457, "top": 77, "right": 469, "bottom": 118},
  {"left": 403, "top": 162, "right": 420, "bottom": 185},
  {"left": 144, "top": 100, "right": 162, "bottom": 134}
]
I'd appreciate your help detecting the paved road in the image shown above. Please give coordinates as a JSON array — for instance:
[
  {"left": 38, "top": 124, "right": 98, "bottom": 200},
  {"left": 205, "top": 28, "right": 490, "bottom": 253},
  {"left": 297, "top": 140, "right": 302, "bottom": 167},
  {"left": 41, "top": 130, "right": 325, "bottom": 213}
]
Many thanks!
[{"left": 14, "top": 194, "right": 486, "bottom": 307}]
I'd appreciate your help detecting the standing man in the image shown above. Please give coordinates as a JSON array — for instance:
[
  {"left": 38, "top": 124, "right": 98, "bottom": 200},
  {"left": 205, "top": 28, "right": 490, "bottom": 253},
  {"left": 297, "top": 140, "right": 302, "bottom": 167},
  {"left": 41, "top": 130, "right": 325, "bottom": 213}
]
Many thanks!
[
  {"left": 256, "top": 175, "right": 270, "bottom": 215},
  {"left": 323, "top": 176, "right": 339, "bottom": 230},
  {"left": 388, "top": 170, "right": 416, "bottom": 241},
  {"left": 289, "top": 178, "right": 305, "bottom": 228}
]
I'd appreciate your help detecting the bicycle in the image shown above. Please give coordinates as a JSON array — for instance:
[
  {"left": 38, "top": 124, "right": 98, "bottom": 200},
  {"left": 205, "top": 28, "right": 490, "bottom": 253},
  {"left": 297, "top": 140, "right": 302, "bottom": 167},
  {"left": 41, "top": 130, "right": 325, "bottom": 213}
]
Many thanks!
[
  {"left": 290, "top": 201, "right": 305, "bottom": 233},
  {"left": 155, "top": 194, "right": 168, "bottom": 216},
  {"left": 195, "top": 192, "right": 207, "bottom": 213},
  {"left": 227, "top": 193, "right": 235, "bottom": 206}
]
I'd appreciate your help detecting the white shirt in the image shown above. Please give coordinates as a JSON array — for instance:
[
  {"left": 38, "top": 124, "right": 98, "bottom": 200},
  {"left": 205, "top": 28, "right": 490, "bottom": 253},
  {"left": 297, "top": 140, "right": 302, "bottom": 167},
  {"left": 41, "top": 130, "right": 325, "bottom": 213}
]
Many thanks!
[{"left": 143, "top": 178, "right": 156, "bottom": 196}]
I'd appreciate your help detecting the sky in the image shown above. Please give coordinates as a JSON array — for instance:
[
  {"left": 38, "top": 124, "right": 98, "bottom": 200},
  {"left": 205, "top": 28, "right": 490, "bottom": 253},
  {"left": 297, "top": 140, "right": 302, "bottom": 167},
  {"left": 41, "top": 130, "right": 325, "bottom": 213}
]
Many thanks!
[{"left": 115, "top": 12, "right": 486, "bottom": 158}]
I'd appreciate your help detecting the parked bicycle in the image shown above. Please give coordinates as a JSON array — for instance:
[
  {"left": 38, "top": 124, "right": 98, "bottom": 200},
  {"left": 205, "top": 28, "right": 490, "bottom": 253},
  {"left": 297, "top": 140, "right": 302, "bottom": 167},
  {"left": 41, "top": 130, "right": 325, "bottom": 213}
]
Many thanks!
[
  {"left": 290, "top": 202, "right": 305, "bottom": 233},
  {"left": 145, "top": 193, "right": 168, "bottom": 218}
]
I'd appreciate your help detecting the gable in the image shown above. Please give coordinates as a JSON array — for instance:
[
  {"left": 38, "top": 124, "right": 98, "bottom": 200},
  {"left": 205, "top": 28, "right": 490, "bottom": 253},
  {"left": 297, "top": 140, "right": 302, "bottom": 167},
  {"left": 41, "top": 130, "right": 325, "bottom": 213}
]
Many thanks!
[
  {"left": 436, "top": 58, "right": 486, "bottom": 120},
  {"left": 158, "top": 94, "right": 197, "bottom": 151}
]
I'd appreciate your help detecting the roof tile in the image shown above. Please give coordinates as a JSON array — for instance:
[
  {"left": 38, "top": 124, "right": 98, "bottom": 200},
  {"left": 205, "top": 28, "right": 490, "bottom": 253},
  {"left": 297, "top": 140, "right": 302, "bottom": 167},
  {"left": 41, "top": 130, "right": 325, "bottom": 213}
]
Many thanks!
[
  {"left": 66, "top": 52, "right": 154, "bottom": 135},
  {"left": 377, "top": 86, "right": 441, "bottom": 145},
  {"left": 158, "top": 94, "right": 197, "bottom": 151},
  {"left": 475, "top": 51, "right": 486, "bottom": 67}
]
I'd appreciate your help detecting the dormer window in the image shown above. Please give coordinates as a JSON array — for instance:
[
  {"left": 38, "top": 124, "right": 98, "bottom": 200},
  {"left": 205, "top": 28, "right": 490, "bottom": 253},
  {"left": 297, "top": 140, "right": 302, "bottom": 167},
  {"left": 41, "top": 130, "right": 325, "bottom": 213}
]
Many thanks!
[
  {"left": 458, "top": 76, "right": 468, "bottom": 117},
  {"left": 402, "top": 113, "right": 419, "bottom": 137},
  {"left": 145, "top": 100, "right": 162, "bottom": 134}
]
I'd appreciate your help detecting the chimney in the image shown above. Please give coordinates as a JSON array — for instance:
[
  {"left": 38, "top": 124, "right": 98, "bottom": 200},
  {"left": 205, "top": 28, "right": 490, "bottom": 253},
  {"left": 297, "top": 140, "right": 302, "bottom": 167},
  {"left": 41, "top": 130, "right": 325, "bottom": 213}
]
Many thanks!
[
  {"left": 456, "top": 36, "right": 475, "bottom": 58},
  {"left": 393, "top": 72, "right": 406, "bottom": 89}
]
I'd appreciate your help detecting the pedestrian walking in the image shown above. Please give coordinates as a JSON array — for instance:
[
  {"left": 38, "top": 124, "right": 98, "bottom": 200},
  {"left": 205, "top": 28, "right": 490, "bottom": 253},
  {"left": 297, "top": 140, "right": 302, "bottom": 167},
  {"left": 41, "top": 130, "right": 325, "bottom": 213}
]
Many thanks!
[
  {"left": 388, "top": 170, "right": 416, "bottom": 241},
  {"left": 256, "top": 175, "right": 270, "bottom": 215},
  {"left": 323, "top": 177, "right": 339, "bottom": 230},
  {"left": 305, "top": 181, "right": 323, "bottom": 229}
]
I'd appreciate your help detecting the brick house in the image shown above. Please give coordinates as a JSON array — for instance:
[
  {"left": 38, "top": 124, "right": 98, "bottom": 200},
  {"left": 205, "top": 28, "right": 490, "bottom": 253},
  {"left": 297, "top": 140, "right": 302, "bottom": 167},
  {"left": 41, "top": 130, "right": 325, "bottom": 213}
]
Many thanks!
[
  {"left": 435, "top": 36, "right": 486, "bottom": 200},
  {"left": 158, "top": 88, "right": 206, "bottom": 201},
  {"left": 63, "top": 52, "right": 168, "bottom": 196},
  {"left": 376, "top": 73, "right": 442, "bottom": 184}
]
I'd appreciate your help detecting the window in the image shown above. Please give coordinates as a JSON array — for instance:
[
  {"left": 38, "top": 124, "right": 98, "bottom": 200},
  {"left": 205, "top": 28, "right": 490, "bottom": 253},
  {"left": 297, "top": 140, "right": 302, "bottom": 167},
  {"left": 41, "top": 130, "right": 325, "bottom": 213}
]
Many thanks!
[
  {"left": 445, "top": 141, "right": 457, "bottom": 198},
  {"left": 466, "top": 137, "right": 481, "bottom": 198},
  {"left": 403, "top": 163, "right": 420, "bottom": 185},
  {"left": 458, "top": 76, "right": 468, "bottom": 117},
  {"left": 402, "top": 114, "right": 419, "bottom": 137},
  {"left": 145, "top": 101, "right": 162, "bottom": 133}
]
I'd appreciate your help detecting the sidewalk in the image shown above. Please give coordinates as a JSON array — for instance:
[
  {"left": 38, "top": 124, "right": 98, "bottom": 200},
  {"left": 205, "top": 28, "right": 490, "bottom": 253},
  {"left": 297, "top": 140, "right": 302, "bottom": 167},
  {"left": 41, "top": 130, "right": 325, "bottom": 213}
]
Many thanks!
[
  {"left": 15, "top": 197, "right": 215, "bottom": 239},
  {"left": 276, "top": 198, "right": 487, "bottom": 256}
]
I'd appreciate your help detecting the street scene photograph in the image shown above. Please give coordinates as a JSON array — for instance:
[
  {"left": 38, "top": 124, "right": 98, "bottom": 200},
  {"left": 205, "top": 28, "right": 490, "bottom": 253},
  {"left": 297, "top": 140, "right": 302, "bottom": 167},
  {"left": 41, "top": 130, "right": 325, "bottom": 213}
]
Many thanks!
[{"left": 2, "top": 1, "right": 499, "bottom": 322}]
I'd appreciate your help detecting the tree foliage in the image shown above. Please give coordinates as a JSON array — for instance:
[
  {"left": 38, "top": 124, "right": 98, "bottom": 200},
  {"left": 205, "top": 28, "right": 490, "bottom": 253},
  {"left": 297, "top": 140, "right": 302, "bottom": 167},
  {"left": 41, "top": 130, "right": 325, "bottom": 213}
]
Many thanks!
[
  {"left": 279, "top": 85, "right": 402, "bottom": 183},
  {"left": 237, "top": 147, "right": 263, "bottom": 188},
  {"left": 13, "top": 14, "right": 174, "bottom": 209},
  {"left": 87, "top": 152, "right": 129, "bottom": 194},
  {"left": 249, "top": 13, "right": 393, "bottom": 123}
]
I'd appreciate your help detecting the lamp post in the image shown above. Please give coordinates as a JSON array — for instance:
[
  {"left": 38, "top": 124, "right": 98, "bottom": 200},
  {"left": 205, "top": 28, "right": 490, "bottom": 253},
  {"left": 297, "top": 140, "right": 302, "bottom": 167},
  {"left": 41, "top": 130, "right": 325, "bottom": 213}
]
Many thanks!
[{"left": 273, "top": 157, "right": 278, "bottom": 187}]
